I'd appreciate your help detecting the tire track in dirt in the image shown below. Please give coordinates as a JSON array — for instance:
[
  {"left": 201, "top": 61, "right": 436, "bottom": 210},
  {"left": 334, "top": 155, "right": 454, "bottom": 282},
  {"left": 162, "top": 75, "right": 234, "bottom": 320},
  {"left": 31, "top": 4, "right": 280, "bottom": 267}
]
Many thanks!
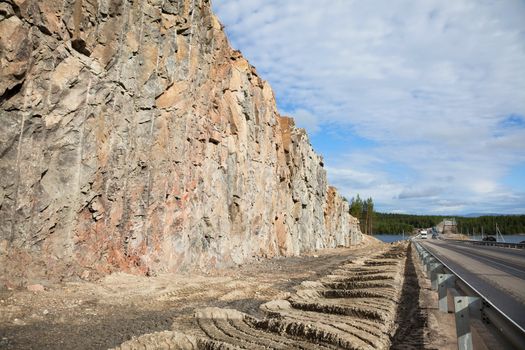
[
  {"left": 112, "top": 243, "right": 409, "bottom": 349},
  {"left": 389, "top": 243, "right": 430, "bottom": 350}
]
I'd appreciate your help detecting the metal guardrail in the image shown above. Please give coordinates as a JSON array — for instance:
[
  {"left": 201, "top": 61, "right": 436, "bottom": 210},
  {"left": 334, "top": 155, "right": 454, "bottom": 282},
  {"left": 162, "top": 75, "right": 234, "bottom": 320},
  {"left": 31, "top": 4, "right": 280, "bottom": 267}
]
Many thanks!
[
  {"left": 469, "top": 241, "right": 525, "bottom": 249},
  {"left": 414, "top": 242, "right": 525, "bottom": 350},
  {"left": 442, "top": 238, "right": 525, "bottom": 249}
]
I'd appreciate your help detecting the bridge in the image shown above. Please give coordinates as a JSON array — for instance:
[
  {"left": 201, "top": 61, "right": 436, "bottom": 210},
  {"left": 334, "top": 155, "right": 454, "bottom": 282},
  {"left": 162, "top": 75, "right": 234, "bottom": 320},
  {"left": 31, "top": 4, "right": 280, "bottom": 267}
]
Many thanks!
[{"left": 415, "top": 237, "right": 525, "bottom": 349}]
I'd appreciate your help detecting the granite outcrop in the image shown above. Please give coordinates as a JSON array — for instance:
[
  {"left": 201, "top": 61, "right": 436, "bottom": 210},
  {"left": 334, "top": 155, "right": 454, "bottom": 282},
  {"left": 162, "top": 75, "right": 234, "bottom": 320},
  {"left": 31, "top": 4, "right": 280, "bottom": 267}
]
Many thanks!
[{"left": 0, "top": 0, "right": 361, "bottom": 283}]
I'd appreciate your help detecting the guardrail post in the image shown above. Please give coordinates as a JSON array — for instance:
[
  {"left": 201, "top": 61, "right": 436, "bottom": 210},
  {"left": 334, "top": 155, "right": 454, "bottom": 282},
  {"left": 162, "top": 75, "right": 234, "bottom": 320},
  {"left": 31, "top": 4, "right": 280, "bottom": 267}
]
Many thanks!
[
  {"left": 447, "top": 288, "right": 460, "bottom": 313},
  {"left": 429, "top": 262, "right": 443, "bottom": 290},
  {"left": 416, "top": 245, "right": 423, "bottom": 259},
  {"left": 438, "top": 274, "right": 456, "bottom": 312},
  {"left": 422, "top": 254, "right": 428, "bottom": 269},
  {"left": 423, "top": 256, "right": 434, "bottom": 276},
  {"left": 425, "top": 257, "right": 437, "bottom": 273},
  {"left": 454, "top": 296, "right": 480, "bottom": 350}
]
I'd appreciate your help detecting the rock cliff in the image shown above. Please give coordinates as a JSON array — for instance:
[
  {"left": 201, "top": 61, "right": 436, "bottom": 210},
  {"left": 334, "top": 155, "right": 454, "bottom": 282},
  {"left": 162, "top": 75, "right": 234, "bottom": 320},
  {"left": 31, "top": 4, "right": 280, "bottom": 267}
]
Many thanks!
[{"left": 0, "top": 0, "right": 361, "bottom": 283}]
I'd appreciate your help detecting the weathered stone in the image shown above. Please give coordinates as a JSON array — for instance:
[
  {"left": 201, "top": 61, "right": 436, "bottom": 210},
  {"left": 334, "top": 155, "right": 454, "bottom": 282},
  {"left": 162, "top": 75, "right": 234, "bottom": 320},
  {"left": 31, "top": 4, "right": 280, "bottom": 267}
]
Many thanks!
[
  {"left": 27, "top": 284, "right": 45, "bottom": 292},
  {"left": 0, "top": 15, "right": 30, "bottom": 98},
  {"left": 0, "top": 0, "right": 361, "bottom": 283}
]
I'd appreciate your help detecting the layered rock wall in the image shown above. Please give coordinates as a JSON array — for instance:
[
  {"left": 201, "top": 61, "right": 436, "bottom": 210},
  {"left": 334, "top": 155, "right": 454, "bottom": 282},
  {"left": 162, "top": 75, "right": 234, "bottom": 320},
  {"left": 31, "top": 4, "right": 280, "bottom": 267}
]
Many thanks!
[{"left": 0, "top": 0, "right": 361, "bottom": 282}]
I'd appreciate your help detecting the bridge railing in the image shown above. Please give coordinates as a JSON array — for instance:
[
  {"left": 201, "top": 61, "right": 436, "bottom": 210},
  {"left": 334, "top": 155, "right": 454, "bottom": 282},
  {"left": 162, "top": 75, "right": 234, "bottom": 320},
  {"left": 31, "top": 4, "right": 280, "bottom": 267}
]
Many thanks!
[
  {"left": 442, "top": 238, "right": 525, "bottom": 249},
  {"left": 413, "top": 242, "right": 525, "bottom": 350}
]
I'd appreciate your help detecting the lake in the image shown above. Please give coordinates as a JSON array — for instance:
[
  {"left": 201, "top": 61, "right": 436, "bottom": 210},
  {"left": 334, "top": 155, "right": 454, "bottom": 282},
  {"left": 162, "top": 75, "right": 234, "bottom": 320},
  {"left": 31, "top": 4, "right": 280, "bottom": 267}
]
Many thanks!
[
  {"left": 372, "top": 234, "right": 525, "bottom": 244},
  {"left": 372, "top": 234, "right": 411, "bottom": 243},
  {"left": 469, "top": 234, "right": 525, "bottom": 243}
]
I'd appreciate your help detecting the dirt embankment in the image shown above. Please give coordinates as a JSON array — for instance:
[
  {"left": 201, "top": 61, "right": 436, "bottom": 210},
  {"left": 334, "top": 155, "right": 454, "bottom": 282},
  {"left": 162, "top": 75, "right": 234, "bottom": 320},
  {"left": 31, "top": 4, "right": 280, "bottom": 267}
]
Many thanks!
[{"left": 0, "top": 237, "right": 454, "bottom": 349}]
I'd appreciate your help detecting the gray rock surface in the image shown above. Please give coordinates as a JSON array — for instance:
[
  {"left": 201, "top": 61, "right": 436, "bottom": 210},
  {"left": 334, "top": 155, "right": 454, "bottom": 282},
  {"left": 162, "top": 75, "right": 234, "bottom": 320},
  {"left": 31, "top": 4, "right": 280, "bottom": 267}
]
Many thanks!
[{"left": 0, "top": 0, "right": 361, "bottom": 283}]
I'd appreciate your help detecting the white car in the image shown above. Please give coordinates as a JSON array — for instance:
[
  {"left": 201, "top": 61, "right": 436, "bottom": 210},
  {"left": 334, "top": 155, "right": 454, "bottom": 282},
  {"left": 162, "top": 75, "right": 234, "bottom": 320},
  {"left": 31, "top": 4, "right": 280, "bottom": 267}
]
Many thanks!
[{"left": 420, "top": 230, "right": 428, "bottom": 239}]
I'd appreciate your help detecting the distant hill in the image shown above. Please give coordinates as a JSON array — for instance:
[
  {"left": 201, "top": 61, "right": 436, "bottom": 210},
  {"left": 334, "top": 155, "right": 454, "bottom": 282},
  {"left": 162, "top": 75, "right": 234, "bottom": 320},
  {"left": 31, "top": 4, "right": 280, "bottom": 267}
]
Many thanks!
[
  {"left": 463, "top": 213, "right": 507, "bottom": 218},
  {"left": 373, "top": 212, "right": 525, "bottom": 234}
]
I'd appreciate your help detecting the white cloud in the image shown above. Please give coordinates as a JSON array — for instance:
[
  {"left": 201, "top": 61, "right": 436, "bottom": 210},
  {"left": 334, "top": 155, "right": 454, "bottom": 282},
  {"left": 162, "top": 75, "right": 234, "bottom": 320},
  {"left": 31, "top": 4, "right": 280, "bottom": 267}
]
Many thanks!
[
  {"left": 397, "top": 187, "right": 443, "bottom": 200},
  {"left": 213, "top": 0, "right": 525, "bottom": 214},
  {"left": 281, "top": 108, "right": 321, "bottom": 134}
]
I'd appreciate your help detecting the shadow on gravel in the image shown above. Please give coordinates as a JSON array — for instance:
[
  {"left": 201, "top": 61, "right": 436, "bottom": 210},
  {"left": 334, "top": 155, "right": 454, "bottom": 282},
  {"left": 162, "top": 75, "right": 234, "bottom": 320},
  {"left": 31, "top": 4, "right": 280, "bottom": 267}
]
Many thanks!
[
  {"left": 390, "top": 243, "right": 428, "bottom": 349},
  {"left": 216, "top": 298, "right": 267, "bottom": 319},
  {"left": 0, "top": 306, "right": 193, "bottom": 350}
]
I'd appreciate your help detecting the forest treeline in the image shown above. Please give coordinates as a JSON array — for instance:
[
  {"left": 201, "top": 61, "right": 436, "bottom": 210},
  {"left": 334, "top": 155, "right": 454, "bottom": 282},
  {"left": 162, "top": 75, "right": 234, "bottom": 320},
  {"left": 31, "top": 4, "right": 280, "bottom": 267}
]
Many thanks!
[
  {"left": 455, "top": 215, "right": 525, "bottom": 235},
  {"left": 372, "top": 212, "right": 442, "bottom": 235},
  {"left": 346, "top": 195, "right": 525, "bottom": 235},
  {"left": 373, "top": 212, "right": 525, "bottom": 235}
]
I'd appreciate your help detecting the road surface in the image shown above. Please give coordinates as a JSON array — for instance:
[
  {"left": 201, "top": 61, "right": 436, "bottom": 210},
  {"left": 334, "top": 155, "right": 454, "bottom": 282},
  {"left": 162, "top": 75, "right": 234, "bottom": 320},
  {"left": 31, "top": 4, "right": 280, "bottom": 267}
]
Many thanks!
[{"left": 419, "top": 239, "right": 525, "bottom": 329}]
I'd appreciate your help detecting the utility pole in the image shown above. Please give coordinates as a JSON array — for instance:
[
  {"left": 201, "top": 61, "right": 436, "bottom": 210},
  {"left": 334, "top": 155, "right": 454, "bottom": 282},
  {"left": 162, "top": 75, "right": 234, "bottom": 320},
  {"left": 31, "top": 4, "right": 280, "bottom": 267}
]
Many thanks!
[{"left": 496, "top": 223, "right": 505, "bottom": 242}]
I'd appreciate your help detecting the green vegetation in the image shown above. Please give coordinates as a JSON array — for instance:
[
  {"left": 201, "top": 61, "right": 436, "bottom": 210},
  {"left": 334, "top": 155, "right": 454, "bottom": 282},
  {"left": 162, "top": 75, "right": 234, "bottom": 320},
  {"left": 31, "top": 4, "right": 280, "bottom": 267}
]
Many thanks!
[
  {"left": 371, "top": 213, "right": 525, "bottom": 235},
  {"left": 456, "top": 215, "right": 525, "bottom": 235},
  {"left": 372, "top": 212, "right": 443, "bottom": 234},
  {"left": 346, "top": 195, "right": 525, "bottom": 235},
  {"left": 348, "top": 195, "right": 374, "bottom": 234}
]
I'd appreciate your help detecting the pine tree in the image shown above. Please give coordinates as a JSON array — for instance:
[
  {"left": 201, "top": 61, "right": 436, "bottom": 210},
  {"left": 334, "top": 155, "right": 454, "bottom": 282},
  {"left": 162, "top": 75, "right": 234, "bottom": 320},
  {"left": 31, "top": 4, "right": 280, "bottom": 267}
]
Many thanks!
[
  {"left": 348, "top": 195, "right": 376, "bottom": 234},
  {"left": 349, "top": 194, "right": 364, "bottom": 233},
  {"left": 366, "top": 197, "right": 374, "bottom": 235},
  {"left": 349, "top": 194, "right": 363, "bottom": 219}
]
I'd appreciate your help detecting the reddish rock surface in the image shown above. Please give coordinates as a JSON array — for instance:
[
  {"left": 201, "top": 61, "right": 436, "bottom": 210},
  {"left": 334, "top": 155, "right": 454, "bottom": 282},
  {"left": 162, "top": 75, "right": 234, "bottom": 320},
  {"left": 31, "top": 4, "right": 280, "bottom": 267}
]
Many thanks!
[{"left": 0, "top": 0, "right": 361, "bottom": 284}]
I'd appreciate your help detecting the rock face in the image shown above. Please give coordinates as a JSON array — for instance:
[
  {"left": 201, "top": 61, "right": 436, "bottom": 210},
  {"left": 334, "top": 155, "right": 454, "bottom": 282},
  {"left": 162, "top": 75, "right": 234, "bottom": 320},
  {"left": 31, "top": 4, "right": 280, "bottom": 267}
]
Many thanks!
[{"left": 0, "top": 0, "right": 361, "bottom": 282}]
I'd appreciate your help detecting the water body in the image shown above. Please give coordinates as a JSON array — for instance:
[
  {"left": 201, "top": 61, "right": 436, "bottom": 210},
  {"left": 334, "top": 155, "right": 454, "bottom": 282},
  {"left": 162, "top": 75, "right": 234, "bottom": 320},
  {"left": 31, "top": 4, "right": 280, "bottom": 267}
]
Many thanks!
[
  {"left": 373, "top": 234, "right": 525, "bottom": 244},
  {"left": 373, "top": 234, "right": 411, "bottom": 243},
  {"left": 470, "top": 234, "right": 525, "bottom": 243}
]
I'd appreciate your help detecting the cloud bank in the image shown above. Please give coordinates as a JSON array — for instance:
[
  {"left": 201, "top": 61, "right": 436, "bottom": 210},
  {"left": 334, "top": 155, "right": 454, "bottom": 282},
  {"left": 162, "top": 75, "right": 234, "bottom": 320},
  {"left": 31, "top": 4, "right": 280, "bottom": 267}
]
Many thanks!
[{"left": 213, "top": 0, "right": 525, "bottom": 215}]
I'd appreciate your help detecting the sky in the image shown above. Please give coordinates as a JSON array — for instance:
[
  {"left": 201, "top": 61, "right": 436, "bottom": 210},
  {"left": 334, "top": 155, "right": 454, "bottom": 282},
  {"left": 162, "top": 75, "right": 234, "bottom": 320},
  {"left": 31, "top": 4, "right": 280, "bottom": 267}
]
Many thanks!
[{"left": 212, "top": 0, "right": 525, "bottom": 215}]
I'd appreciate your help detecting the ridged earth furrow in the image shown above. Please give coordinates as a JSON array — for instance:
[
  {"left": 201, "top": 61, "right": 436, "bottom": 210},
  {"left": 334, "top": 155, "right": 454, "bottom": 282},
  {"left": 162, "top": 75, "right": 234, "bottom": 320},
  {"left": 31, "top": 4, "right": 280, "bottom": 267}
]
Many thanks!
[
  {"left": 380, "top": 255, "right": 404, "bottom": 260},
  {"left": 254, "top": 318, "right": 373, "bottom": 350},
  {"left": 197, "top": 338, "right": 244, "bottom": 350},
  {"left": 211, "top": 318, "right": 289, "bottom": 350},
  {"left": 293, "top": 296, "right": 395, "bottom": 317},
  {"left": 261, "top": 303, "right": 387, "bottom": 338},
  {"left": 112, "top": 244, "right": 410, "bottom": 350},
  {"left": 379, "top": 252, "right": 406, "bottom": 259},
  {"left": 363, "top": 260, "right": 399, "bottom": 267},
  {"left": 321, "top": 288, "right": 398, "bottom": 302},
  {"left": 196, "top": 318, "right": 263, "bottom": 350},
  {"left": 294, "top": 293, "right": 396, "bottom": 308},
  {"left": 328, "top": 271, "right": 393, "bottom": 278},
  {"left": 282, "top": 319, "right": 376, "bottom": 350},
  {"left": 327, "top": 322, "right": 386, "bottom": 349},
  {"left": 349, "top": 299, "right": 394, "bottom": 314},
  {"left": 250, "top": 321, "right": 340, "bottom": 350},
  {"left": 334, "top": 268, "right": 398, "bottom": 276},
  {"left": 257, "top": 310, "right": 385, "bottom": 349},
  {"left": 111, "top": 331, "right": 199, "bottom": 350},
  {"left": 365, "top": 257, "right": 400, "bottom": 262},
  {"left": 322, "top": 281, "right": 395, "bottom": 290},
  {"left": 232, "top": 318, "right": 330, "bottom": 350},
  {"left": 190, "top": 309, "right": 337, "bottom": 350},
  {"left": 288, "top": 299, "right": 387, "bottom": 322},
  {"left": 323, "top": 274, "right": 395, "bottom": 282},
  {"left": 262, "top": 309, "right": 386, "bottom": 338}
]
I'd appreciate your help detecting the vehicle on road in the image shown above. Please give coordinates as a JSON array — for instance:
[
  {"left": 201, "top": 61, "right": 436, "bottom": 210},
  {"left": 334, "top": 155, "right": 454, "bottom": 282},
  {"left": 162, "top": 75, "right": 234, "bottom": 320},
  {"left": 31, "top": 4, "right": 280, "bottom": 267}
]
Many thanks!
[
  {"left": 420, "top": 230, "right": 428, "bottom": 239},
  {"left": 482, "top": 236, "right": 496, "bottom": 242}
]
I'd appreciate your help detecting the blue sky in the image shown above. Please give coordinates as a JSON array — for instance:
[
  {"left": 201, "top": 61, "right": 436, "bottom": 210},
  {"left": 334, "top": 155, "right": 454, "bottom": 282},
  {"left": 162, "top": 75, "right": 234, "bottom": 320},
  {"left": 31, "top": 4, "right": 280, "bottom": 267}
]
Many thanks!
[{"left": 213, "top": 0, "right": 525, "bottom": 215}]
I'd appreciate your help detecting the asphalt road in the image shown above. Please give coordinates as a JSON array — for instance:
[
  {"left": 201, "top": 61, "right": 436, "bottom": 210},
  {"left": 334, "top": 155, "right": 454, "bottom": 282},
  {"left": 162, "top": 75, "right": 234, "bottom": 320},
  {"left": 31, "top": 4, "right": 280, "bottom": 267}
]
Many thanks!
[{"left": 418, "top": 239, "right": 525, "bottom": 329}]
